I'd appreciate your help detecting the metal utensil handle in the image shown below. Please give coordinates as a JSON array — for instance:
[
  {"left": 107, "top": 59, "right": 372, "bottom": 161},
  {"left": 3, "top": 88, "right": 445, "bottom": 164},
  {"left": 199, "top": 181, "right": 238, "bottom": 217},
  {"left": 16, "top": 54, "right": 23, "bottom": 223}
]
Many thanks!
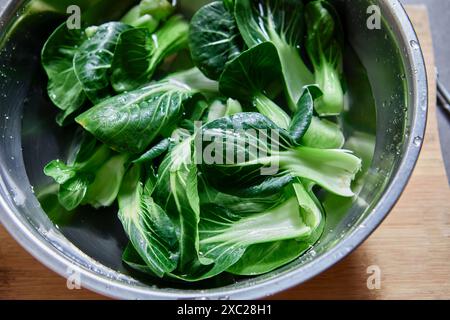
[{"left": 437, "top": 79, "right": 450, "bottom": 116}]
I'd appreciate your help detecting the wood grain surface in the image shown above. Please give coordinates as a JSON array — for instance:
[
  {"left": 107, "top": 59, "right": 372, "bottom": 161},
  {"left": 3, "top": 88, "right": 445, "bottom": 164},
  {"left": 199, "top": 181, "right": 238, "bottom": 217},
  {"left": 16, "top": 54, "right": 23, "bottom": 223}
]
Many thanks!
[{"left": 0, "top": 5, "right": 449, "bottom": 300}]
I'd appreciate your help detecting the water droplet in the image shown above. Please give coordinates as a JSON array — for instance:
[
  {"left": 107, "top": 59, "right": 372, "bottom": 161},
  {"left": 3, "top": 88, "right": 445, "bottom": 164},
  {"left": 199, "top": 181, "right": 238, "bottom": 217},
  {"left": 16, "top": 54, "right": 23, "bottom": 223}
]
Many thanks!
[
  {"left": 12, "top": 192, "right": 25, "bottom": 207},
  {"left": 343, "top": 246, "right": 352, "bottom": 253},
  {"left": 413, "top": 136, "right": 422, "bottom": 147},
  {"left": 197, "top": 296, "right": 210, "bottom": 300},
  {"left": 410, "top": 40, "right": 419, "bottom": 49},
  {"left": 420, "top": 95, "right": 427, "bottom": 111}
]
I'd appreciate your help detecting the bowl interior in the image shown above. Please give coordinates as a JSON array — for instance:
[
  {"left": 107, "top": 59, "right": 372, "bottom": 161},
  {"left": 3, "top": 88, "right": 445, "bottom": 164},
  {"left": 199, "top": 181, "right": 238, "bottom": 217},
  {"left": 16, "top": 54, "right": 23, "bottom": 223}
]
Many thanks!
[{"left": 0, "top": 0, "right": 424, "bottom": 298}]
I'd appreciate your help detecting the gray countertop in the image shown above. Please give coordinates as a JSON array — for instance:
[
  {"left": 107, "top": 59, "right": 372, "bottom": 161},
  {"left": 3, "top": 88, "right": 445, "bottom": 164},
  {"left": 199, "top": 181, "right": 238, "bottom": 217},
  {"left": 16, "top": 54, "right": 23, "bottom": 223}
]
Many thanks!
[{"left": 402, "top": 0, "right": 450, "bottom": 182}]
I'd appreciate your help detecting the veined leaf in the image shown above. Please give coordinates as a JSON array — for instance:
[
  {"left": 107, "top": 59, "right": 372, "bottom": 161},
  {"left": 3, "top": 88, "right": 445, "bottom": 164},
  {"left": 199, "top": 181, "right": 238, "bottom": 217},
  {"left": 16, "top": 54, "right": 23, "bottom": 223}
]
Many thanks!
[
  {"left": 305, "top": 0, "right": 344, "bottom": 115},
  {"left": 44, "top": 143, "right": 115, "bottom": 211},
  {"left": 228, "top": 180, "right": 325, "bottom": 276},
  {"left": 198, "top": 197, "right": 311, "bottom": 276},
  {"left": 121, "top": 0, "right": 175, "bottom": 30},
  {"left": 76, "top": 81, "right": 196, "bottom": 154},
  {"left": 83, "top": 153, "right": 129, "bottom": 208},
  {"left": 153, "top": 137, "right": 206, "bottom": 273},
  {"left": 44, "top": 143, "right": 111, "bottom": 185},
  {"left": 219, "top": 42, "right": 281, "bottom": 103},
  {"left": 58, "top": 174, "right": 93, "bottom": 211},
  {"left": 41, "top": 22, "right": 87, "bottom": 123},
  {"left": 198, "top": 175, "right": 288, "bottom": 214},
  {"left": 301, "top": 116, "right": 345, "bottom": 149},
  {"left": 200, "top": 197, "right": 311, "bottom": 246},
  {"left": 74, "top": 22, "right": 132, "bottom": 103},
  {"left": 234, "top": 0, "right": 314, "bottom": 108},
  {"left": 118, "top": 164, "right": 179, "bottom": 277},
  {"left": 111, "top": 15, "right": 189, "bottom": 92},
  {"left": 227, "top": 240, "right": 311, "bottom": 275},
  {"left": 289, "top": 85, "right": 322, "bottom": 145},
  {"left": 219, "top": 42, "right": 291, "bottom": 129},
  {"left": 164, "top": 67, "right": 219, "bottom": 93},
  {"left": 133, "top": 138, "right": 171, "bottom": 164},
  {"left": 199, "top": 113, "right": 361, "bottom": 197},
  {"left": 189, "top": 1, "right": 242, "bottom": 80},
  {"left": 44, "top": 160, "right": 77, "bottom": 185},
  {"left": 223, "top": 0, "right": 235, "bottom": 12}
]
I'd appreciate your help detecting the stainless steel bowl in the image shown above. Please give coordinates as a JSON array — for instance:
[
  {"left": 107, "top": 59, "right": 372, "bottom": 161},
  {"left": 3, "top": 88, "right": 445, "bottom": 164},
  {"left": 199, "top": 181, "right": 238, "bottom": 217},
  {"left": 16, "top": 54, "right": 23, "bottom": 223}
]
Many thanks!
[{"left": 0, "top": 0, "right": 427, "bottom": 299}]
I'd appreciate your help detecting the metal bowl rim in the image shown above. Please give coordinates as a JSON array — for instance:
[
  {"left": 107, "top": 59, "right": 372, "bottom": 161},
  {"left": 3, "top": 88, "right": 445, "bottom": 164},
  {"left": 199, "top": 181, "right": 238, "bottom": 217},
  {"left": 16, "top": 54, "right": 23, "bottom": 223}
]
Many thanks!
[{"left": 0, "top": 0, "right": 428, "bottom": 299}]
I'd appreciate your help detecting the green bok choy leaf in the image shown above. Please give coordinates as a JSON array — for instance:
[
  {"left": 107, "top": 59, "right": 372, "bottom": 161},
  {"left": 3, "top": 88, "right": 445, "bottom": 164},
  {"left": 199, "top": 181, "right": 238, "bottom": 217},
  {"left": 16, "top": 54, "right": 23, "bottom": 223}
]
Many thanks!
[{"left": 234, "top": 0, "right": 314, "bottom": 109}]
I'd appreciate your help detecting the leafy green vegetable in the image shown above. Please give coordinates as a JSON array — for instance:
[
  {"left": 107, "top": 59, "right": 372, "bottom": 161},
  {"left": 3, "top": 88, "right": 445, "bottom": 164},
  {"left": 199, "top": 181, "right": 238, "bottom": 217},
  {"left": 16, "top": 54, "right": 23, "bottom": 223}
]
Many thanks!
[
  {"left": 121, "top": 0, "right": 174, "bottom": 30},
  {"left": 228, "top": 190, "right": 324, "bottom": 276},
  {"left": 153, "top": 136, "right": 206, "bottom": 273},
  {"left": 301, "top": 116, "right": 345, "bottom": 149},
  {"left": 74, "top": 22, "right": 132, "bottom": 103},
  {"left": 234, "top": 0, "right": 314, "bottom": 108},
  {"left": 44, "top": 132, "right": 130, "bottom": 210},
  {"left": 41, "top": 23, "right": 87, "bottom": 124},
  {"left": 206, "top": 98, "right": 243, "bottom": 122},
  {"left": 227, "top": 239, "right": 311, "bottom": 275},
  {"left": 36, "top": 184, "right": 74, "bottom": 225},
  {"left": 23, "top": 0, "right": 136, "bottom": 25},
  {"left": 83, "top": 153, "right": 129, "bottom": 208},
  {"left": 200, "top": 197, "right": 311, "bottom": 246},
  {"left": 133, "top": 138, "right": 171, "bottom": 164},
  {"left": 220, "top": 42, "right": 291, "bottom": 129},
  {"left": 57, "top": 174, "right": 93, "bottom": 211},
  {"left": 213, "top": 179, "right": 325, "bottom": 276},
  {"left": 76, "top": 81, "right": 196, "bottom": 154},
  {"left": 111, "top": 15, "right": 189, "bottom": 92},
  {"left": 164, "top": 67, "right": 219, "bottom": 93},
  {"left": 42, "top": 19, "right": 134, "bottom": 123},
  {"left": 223, "top": 0, "right": 235, "bottom": 12},
  {"left": 220, "top": 48, "right": 343, "bottom": 148},
  {"left": 305, "top": 0, "right": 344, "bottom": 116},
  {"left": 44, "top": 138, "right": 109, "bottom": 185},
  {"left": 118, "top": 164, "right": 179, "bottom": 277},
  {"left": 198, "top": 176, "right": 288, "bottom": 214},
  {"left": 121, "top": 5, "right": 158, "bottom": 31},
  {"left": 189, "top": 1, "right": 242, "bottom": 80},
  {"left": 198, "top": 196, "right": 312, "bottom": 277},
  {"left": 44, "top": 141, "right": 112, "bottom": 210},
  {"left": 139, "top": 0, "right": 175, "bottom": 19},
  {"left": 40, "top": 0, "right": 362, "bottom": 283},
  {"left": 199, "top": 113, "right": 361, "bottom": 197},
  {"left": 289, "top": 85, "right": 322, "bottom": 144}
]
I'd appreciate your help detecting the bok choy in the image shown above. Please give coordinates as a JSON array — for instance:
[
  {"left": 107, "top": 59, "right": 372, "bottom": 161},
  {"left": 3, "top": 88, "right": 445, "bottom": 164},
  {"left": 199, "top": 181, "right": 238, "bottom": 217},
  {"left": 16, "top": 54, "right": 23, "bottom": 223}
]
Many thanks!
[{"left": 39, "top": 0, "right": 364, "bottom": 283}]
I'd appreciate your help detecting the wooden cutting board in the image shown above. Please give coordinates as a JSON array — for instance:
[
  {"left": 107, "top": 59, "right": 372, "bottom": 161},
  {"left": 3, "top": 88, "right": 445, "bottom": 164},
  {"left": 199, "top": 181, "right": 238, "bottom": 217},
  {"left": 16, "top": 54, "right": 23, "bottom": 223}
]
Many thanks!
[{"left": 0, "top": 5, "right": 448, "bottom": 300}]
